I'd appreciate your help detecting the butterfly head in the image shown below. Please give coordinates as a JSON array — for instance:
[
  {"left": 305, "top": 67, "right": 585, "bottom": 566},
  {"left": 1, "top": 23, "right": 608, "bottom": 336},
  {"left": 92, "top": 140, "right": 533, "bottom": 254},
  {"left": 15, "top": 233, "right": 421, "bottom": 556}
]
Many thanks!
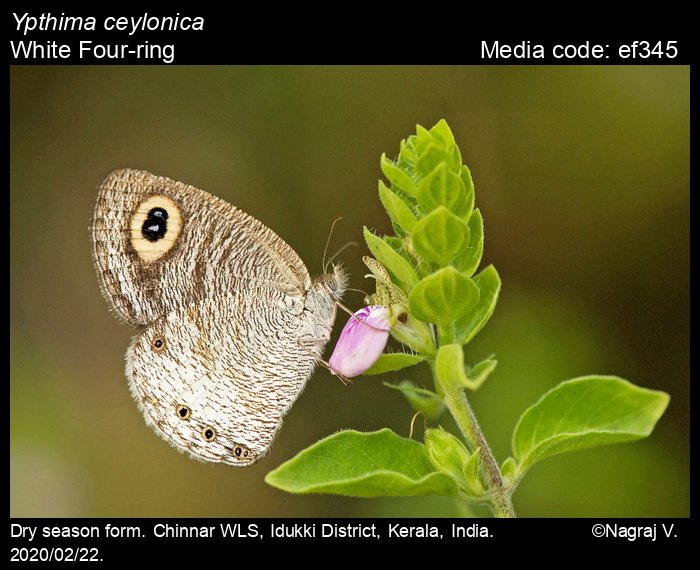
[{"left": 317, "top": 264, "right": 348, "bottom": 301}]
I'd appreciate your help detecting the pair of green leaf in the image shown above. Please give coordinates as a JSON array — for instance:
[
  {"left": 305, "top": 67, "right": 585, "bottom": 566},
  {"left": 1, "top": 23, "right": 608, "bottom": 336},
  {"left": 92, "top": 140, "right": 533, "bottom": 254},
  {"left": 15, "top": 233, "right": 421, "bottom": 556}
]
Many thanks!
[
  {"left": 380, "top": 162, "right": 474, "bottom": 233},
  {"left": 363, "top": 219, "right": 488, "bottom": 335},
  {"left": 265, "top": 377, "right": 669, "bottom": 500},
  {"left": 372, "top": 345, "right": 498, "bottom": 423},
  {"left": 436, "top": 344, "right": 497, "bottom": 392},
  {"left": 362, "top": 264, "right": 501, "bottom": 378},
  {"left": 373, "top": 177, "right": 481, "bottom": 272}
]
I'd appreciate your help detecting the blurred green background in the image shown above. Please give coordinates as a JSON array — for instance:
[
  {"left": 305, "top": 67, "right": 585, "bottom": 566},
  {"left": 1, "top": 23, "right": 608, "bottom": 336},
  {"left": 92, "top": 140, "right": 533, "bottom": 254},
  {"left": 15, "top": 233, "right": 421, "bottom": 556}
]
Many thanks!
[{"left": 10, "top": 66, "right": 689, "bottom": 517}]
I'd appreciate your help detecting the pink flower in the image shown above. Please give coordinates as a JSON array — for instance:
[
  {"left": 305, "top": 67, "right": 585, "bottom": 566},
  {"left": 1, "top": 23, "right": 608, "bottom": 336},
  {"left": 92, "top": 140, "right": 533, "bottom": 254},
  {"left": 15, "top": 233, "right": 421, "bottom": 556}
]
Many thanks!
[{"left": 329, "top": 305, "right": 390, "bottom": 378}]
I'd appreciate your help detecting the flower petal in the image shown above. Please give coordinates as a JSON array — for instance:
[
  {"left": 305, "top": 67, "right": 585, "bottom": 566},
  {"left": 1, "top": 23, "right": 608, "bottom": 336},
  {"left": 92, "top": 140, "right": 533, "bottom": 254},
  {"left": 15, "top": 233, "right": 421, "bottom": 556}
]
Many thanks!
[{"left": 329, "top": 306, "right": 390, "bottom": 378}]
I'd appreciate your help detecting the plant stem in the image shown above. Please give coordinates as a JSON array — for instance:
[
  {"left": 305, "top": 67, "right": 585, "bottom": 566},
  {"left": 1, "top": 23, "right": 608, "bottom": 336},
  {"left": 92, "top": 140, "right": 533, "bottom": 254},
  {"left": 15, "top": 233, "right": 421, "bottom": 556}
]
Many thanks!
[{"left": 436, "top": 368, "right": 516, "bottom": 518}]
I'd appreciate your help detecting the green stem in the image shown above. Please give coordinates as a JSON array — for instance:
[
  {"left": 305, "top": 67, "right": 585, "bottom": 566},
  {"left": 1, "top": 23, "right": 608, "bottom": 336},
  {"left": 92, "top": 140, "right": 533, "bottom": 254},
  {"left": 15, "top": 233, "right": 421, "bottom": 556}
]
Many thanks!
[{"left": 434, "top": 365, "right": 516, "bottom": 518}]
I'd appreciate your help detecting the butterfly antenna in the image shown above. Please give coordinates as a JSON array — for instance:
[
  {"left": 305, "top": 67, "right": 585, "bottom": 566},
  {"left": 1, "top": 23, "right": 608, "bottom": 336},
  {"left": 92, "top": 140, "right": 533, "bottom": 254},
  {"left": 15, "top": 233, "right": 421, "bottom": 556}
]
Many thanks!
[
  {"left": 322, "top": 216, "right": 343, "bottom": 273},
  {"left": 326, "top": 241, "right": 359, "bottom": 270}
]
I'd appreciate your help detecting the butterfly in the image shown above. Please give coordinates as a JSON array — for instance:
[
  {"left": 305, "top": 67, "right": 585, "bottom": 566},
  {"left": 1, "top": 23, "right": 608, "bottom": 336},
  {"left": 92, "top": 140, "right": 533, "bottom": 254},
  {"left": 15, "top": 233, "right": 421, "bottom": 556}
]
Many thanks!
[{"left": 92, "top": 169, "right": 347, "bottom": 465}]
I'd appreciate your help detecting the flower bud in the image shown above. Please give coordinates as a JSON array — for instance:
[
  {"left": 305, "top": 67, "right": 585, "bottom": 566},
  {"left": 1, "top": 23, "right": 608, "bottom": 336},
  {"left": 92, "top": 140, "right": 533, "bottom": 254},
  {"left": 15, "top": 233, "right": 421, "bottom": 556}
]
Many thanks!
[
  {"left": 424, "top": 427, "right": 471, "bottom": 479},
  {"left": 424, "top": 428, "right": 484, "bottom": 496},
  {"left": 329, "top": 306, "right": 390, "bottom": 378}
]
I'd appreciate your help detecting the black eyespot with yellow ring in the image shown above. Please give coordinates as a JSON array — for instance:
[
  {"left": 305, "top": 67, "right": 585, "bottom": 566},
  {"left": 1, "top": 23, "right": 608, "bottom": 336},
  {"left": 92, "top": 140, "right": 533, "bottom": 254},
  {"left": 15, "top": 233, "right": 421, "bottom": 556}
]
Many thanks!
[
  {"left": 232, "top": 444, "right": 251, "bottom": 460},
  {"left": 129, "top": 195, "right": 182, "bottom": 263},
  {"left": 176, "top": 404, "right": 191, "bottom": 420}
]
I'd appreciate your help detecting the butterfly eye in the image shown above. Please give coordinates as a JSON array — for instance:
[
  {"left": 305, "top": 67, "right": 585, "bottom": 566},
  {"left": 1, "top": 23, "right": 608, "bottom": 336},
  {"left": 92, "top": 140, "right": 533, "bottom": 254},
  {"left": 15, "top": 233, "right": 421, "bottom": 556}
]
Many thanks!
[
  {"left": 202, "top": 427, "right": 216, "bottom": 442},
  {"left": 176, "top": 404, "right": 191, "bottom": 420},
  {"left": 326, "top": 276, "right": 338, "bottom": 292},
  {"left": 324, "top": 266, "right": 347, "bottom": 297},
  {"left": 152, "top": 337, "right": 166, "bottom": 352}
]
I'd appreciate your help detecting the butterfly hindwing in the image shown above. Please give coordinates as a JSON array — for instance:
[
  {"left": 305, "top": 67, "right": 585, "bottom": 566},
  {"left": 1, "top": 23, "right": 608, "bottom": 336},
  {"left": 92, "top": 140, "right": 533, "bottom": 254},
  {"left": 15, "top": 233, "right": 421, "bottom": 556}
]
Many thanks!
[{"left": 126, "top": 288, "right": 319, "bottom": 466}]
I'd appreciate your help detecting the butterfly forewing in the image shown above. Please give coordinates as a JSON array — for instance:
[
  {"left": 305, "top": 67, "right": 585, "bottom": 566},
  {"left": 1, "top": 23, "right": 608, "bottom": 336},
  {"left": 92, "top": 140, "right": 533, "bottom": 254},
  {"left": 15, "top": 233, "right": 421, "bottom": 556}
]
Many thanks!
[{"left": 92, "top": 169, "right": 312, "bottom": 326}]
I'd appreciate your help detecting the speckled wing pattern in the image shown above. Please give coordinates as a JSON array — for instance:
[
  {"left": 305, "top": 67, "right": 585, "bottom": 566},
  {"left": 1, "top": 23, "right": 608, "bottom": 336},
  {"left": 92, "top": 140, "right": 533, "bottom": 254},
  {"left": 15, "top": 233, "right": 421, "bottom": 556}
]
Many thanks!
[{"left": 92, "top": 169, "right": 345, "bottom": 466}]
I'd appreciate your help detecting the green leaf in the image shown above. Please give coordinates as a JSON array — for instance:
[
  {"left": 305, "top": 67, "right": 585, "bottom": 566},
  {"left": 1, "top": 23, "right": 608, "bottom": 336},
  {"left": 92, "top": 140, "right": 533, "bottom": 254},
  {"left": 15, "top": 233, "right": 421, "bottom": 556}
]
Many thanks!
[
  {"left": 451, "top": 145, "right": 463, "bottom": 176},
  {"left": 512, "top": 376, "right": 670, "bottom": 476},
  {"left": 416, "top": 143, "right": 457, "bottom": 177},
  {"left": 500, "top": 457, "right": 517, "bottom": 481},
  {"left": 265, "top": 428, "right": 458, "bottom": 497},
  {"left": 398, "top": 139, "right": 417, "bottom": 169},
  {"left": 415, "top": 124, "right": 432, "bottom": 141},
  {"left": 378, "top": 181, "right": 418, "bottom": 232},
  {"left": 408, "top": 267, "right": 480, "bottom": 325},
  {"left": 463, "top": 448, "right": 484, "bottom": 495},
  {"left": 383, "top": 235, "right": 405, "bottom": 252},
  {"left": 413, "top": 126, "right": 434, "bottom": 158},
  {"left": 435, "top": 344, "right": 469, "bottom": 389},
  {"left": 455, "top": 264, "right": 500, "bottom": 344},
  {"left": 428, "top": 119, "right": 456, "bottom": 148},
  {"left": 416, "top": 163, "right": 470, "bottom": 217},
  {"left": 363, "top": 227, "right": 418, "bottom": 288},
  {"left": 453, "top": 209, "right": 484, "bottom": 277},
  {"left": 381, "top": 153, "right": 416, "bottom": 196},
  {"left": 412, "top": 207, "right": 469, "bottom": 266},
  {"left": 434, "top": 344, "right": 489, "bottom": 392},
  {"left": 460, "top": 165, "right": 475, "bottom": 219},
  {"left": 384, "top": 381, "right": 445, "bottom": 419},
  {"left": 364, "top": 352, "right": 426, "bottom": 375},
  {"left": 430, "top": 119, "right": 462, "bottom": 171},
  {"left": 468, "top": 358, "right": 497, "bottom": 390}
]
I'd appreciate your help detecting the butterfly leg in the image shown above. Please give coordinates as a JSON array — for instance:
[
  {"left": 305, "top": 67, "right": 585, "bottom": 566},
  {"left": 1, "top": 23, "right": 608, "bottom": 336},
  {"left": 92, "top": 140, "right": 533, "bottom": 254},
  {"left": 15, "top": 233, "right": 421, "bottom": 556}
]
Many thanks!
[{"left": 297, "top": 338, "right": 353, "bottom": 386}]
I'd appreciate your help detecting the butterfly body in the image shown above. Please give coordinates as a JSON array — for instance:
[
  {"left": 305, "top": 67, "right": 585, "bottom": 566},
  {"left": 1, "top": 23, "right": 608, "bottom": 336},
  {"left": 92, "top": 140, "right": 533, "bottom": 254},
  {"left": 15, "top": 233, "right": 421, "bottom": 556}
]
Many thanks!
[{"left": 92, "top": 169, "right": 346, "bottom": 466}]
